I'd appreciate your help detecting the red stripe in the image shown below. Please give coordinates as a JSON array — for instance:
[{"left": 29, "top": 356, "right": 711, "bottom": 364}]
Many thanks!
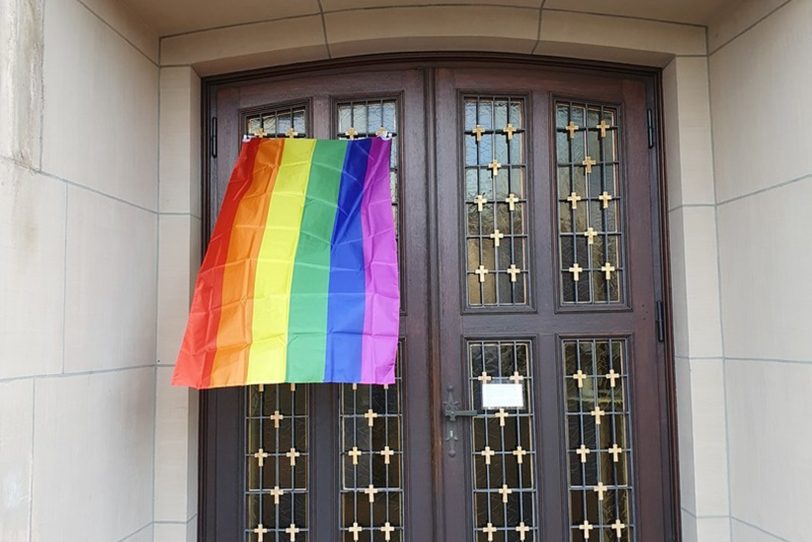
[{"left": 172, "top": 139, "right": 261, "bottom": 388}]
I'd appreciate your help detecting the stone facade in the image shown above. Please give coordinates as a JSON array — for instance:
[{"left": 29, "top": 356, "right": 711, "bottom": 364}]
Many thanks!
[{"left": 1, "top": 0, "right": 808, "bottom": 540}]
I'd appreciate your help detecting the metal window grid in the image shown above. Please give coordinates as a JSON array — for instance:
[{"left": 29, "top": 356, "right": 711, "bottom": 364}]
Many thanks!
[
  {"left": 563, "top": 338, "right": 636, "bottom": 541},
  {"left": 468, "top": 339, "right": 539, "bottom": 541},
  {"left": 554, "top": 101, "right": 624, "bottom": 304},
  {"left": 339, "top": 343, "right": 405, "bottom": 542},
  {"left": 463, "top": 96, "right": 530, "bottom": 307}
]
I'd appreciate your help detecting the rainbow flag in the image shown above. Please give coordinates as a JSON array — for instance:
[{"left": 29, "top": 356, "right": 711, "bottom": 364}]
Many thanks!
[{"left": 172, "top": 137, "right": 399, "bottom": 389}]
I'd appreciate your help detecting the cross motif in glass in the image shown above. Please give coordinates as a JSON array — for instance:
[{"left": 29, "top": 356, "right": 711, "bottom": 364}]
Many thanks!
[
  {"left": 472, "top": 124, "right": 486, "bottom": 141},
  {"left": 348, "top": 522, "right": 363, "bottom": 541},
  {"left": 502, "top": 122, "right": 517, "bottom": 139},
  {"left": 512, "top": 446, "right": 527, "bottom": 464},
  {"left": 505, "top": 192, "right": 519, "bottom": 211},
  {"left": 608, "top": 443, "right": 623, "bottom": 462},
  {"left": 612, "top": 519, "right": 627, "bottom": 538},
  {"left": 568, "top": 263, "right": 583, "bottom": 282},
  {"left": 285, "top": 127, "right": 298, "bottom": 138},
  {"left": 489, "top": 229, "right": 504, "bottom": 247},
  {"left": 565, "top": 121, "right": 579, "bottom": 139},
  {"left": 576, "top": 444, "right": 591, "bottom": 463},
  {"left": 579, "top": 520, "right": 594, "bottom": 539},
  {"left": 482, "top": 523, "right": 497, "bottom": 542},
  {"left": 474, "top": 193, "right": 488, "bottom": 212},
  {"left": 363, "top": 409, "right": 378, "bottom": 427},
  {"left": 363, "top": 484, "right": 378, "bottom": 503},
  {"left": 506, "top": 264, "right": 521, "bottom": 283},
  {"left": 286, "top": 447, "right": 300, "bottom": 466},
  {"left": 487, "top": 159, "right": 502, "bottom": 177},
  {"left": 590, "top": 405, "right": 606, "bottom": 424},
  {"left": 380, "top": 522, "right": 395, "bottom": 541},
  {"left": 380, "top": 446, "right": 395, "bottom": 465},
  {"left": 584, "top": 227, "right": 599, "bottom": 245},
  {"left": 269, "top": 486, "right": 284, "bottom": 505},
  {"left": 572, "top": 369, "right": 588, "bottom": 388},
  {"left": 348, "top": 446, "right": 361, "bottom": 465},
  {"left": 601, "top": 262, "right": 616, "bottom": 280},
  {"left": 582, "top": 156, "right": 597, "bottom": 174},
  {"left": 606, "top": 369, "right": 620, "bottom": 387},
  {"left": 493, "top": 408, "right": 509, "bottom": 427},
  {"left": 516, "top": 522, "right": 531, "bottom": 541},
  {"left": 284, "top": 524, "right": 300, "bottom": 541},
  {"left": 566, "top": 191, "right": 582, "bottom": 209},
  {"left": 480, "top": 446, "right": 496, "bottom": 465},
  {"left": 253, "top": 448, "right": 270, "bottom": 467},
  {"left": 475, "top": 265, "right": 489, "bottom": 283},
  {"left": 594, "top": 482, "right": 608, "bottom": 501},
  {"left": 596, "top": 119, "right": 611, "bottom": 138},
  {"left": 598, "top": 191, "right": 613, "bottom": 209},
  {"left": 344, "top": 127, "right": 358, "bottom": 139},
  {"left": 270, "top": 410, "right": 284, "bottom": 429},
  {"left": 497, "top": 484, "right": 513, "bottom": 503},
  {"left": 253, "top": 524, "right": 269, "bottom": 542}
]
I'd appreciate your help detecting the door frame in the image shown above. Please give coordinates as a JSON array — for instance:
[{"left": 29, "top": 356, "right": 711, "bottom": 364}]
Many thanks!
[{"left": 198, "top": 52, "right": 681, "bottom": 542}]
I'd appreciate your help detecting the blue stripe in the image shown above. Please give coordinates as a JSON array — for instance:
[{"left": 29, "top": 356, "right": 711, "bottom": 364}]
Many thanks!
[{"left": 324, "top": 139, "right": 371, "bottom": 381}]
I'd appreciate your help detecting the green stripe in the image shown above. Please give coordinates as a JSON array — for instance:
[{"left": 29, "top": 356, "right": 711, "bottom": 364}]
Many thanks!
[{"left": 286, "top": 140, "right": 347, "bottom": 381}]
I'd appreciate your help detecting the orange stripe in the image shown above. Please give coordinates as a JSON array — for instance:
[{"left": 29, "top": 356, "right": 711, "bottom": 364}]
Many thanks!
[
  {"left": 209, "top": 139, "right": 285, "bottom": 387},
  {"left": 172, "top": 139, "right": 261, "bottom": 389}
]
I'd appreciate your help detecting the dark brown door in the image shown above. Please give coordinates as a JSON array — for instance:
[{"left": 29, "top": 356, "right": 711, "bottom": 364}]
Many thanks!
[{"left": 201, "top": 58, "right": 676, "bottom": 542}]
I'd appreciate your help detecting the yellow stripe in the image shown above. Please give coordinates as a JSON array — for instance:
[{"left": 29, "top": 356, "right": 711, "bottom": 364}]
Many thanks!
[{"left": 247, "top": 139, "right": 316, "bottom": 383}]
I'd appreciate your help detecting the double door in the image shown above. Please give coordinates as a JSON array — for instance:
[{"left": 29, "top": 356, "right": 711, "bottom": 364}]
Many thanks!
[{"left": 201, "top": 60, "right": 676, "bottom": 541}]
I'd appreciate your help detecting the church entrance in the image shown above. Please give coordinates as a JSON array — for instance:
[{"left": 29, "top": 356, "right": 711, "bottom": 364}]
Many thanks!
[{"left": 199, "top": 56, "right": 677, "bottom": 542}]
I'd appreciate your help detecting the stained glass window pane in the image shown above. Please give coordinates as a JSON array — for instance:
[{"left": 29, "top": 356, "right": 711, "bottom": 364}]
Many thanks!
[
  {"left": 555, "top": 102, "right": 624, "bottom": 305},
  {"left": 468, "top": 340, "right": 538, "bottom": 541},
  {"left": 463, "top": 96, "right": 529, "bottom": 307},
  {"left": 563, "top": 338, "right": 636, "bottom": 541},
  {"left": 340, "top": 344, "right": 405, "bottom": 542}
]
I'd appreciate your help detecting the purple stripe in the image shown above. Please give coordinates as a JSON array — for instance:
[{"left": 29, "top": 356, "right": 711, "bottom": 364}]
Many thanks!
[{"left": 359, "top": 138, "right": 400, "bottom": 384}]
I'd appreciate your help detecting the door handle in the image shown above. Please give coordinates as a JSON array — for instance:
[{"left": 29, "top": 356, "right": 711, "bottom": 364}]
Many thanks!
[
  {"left": 442, "top": 385, "right": 482, "bottom": 457},
  {"left": 442, "top": 385, "right": 481, "bottom": 422},
  {"left": 443, "top": 403, "right": 480, "bottom": 422}
]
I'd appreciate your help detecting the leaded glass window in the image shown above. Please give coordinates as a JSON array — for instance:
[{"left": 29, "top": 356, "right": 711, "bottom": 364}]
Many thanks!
[
  {"left": 340, "top": 345, "right": 405, "bottom": 542},
  {"left": 463, "top": 96, "right": 529, "bottom": 307},
  {"left": 336, "top": 98, "right": 402, "bottom": 297},
  {"left": 563, "top": 338, "right": 636, "bottom": 541},
  {"left": 246, "top": 384, "right": 310, "bottom": 542},
  {"left": 468, "top": 340, "right": 538, "bottom": 541},
  {"left": 555, "top": 102, "right": 624, "bottom": 305},
  {"left": 246, "top": 104, "right": 308, "bottom": 139},
  {"left": 244, "top": 103, "right": 311, "bottom": 542},
  {"left": 336, "top": 98, "right": 399, "bottom": 236}
]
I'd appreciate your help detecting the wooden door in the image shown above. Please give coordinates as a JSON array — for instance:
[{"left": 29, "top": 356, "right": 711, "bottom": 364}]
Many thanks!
[
  {"left": 433, "top": 66, "right": 672, "bottom": 541},
  {"left": 202, "top": 67, "right": 434, "bottom": 541},
  {"left": 201, "top": 58, "right": 677, "bottom": 542}
]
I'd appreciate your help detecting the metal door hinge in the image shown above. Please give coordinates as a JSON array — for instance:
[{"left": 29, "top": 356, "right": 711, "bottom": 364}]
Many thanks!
[
  {"left": 655, "top": 300, "right": 665, "bottom": 342},
  {"left": 210, "top": 116, "right": 218, "bottom": 158},
  {"left": 646, "top": 108, "right": 655, "bottom": 149}
]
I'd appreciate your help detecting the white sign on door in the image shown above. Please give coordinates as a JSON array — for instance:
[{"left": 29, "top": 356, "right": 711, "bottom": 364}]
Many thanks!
[{"left": 481, "top": 383, "right": 524, "bottom": 409}]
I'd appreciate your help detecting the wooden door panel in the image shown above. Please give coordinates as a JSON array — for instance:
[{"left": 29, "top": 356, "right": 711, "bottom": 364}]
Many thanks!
[
  {"left": 434, "top": 66, "right": 669, "bottom": 541},
  {"left": 205, "top": 68, "right": 433, "bottom": 542}
]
